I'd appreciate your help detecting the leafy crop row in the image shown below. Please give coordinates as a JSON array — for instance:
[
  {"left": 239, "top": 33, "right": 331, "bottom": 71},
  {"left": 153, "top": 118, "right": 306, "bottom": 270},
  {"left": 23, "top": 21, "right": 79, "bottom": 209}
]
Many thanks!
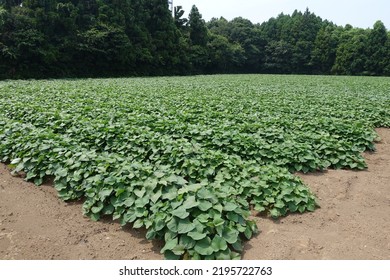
[{"left": 0, "top": 75, "right": 389, "bottom": 259}]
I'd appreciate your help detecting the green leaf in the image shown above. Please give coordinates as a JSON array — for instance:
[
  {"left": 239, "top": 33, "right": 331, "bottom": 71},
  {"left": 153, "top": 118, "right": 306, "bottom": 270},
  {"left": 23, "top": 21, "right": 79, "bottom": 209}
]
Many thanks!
[
  {"left": 91, "top": 202, "right": 104, "bottom": 214},
  {"left": 146, "top": 228, "right": 156, "bottom": 240},
  {"left": 178, "top": 184, "right": 203, "bottom": 194},
  {"left": 162, "top": 188, "right": 177, "bottom": 200},
  {"left": 287, "top": 202, "right": 299, "bottom": 212},
  {"left": 307, "top": 201, "right": 316, "bottom": 212},
  {"left": 189, "top": 251, "right": 201, "bottom": 260},
  {"left": 135, "top": 197, "right": 149, "bottom": 208},
  {"left": 187, "top": 230, "right": 207, "bottom": 241},
  {"left": 164, "top": 250, "right": 181, "bottom": 260},
  {"left": 215, "top": 249, "right": 232, "bottom": 260},
  {"left": 216, "top": 225, "right": 224, "bottom": 236},
  {"left": 160, "top": 237, "right": 178, "bottom": 253},
  {"left": 244, "top": 226, "right": 253, "bottom": 239},
  {"left": 26, "top": 172, "right": 37, "bottom": 180},
  {"left": 116, "top": 188, "right": 126, "bottom": 196},
  {"left": 176, "top": 176, "right": 188, "bottom": 186},
  {"left": 34, "top": 177, "right": 43, "bottom": 186},
  {"left": 167, "top": 217, "right": 178, "bottom": 232},
  {"left": 211, "top": 235, "right": 228, "bottom": 252},
  {"left": 134, "top": 188, "right": 146, "bottom": 198},
  {"left": 170, "top": 200, "right": 183, "bottom": 210},
  {"left": 102, "top": 204, "right": 115, "bottom": 215},
  {"left": 123, "top": 196, "right": 135, "bottom": 207},
  {"left": 145, "top": 178, "right": 158, "bottom": 189},
  {"left": 227, "top": 212, "right": 240, "bottom": 222},
  {"left": 274, "top": 200, "right": 285, "bottom": 209},
  {"left": 213, "top": 203, "right": 223, "bottom": 213},
  {"left": 144, "top": 218, "right": 153, "bottom": 229},
  {"left": 204, "top": 253, "right": 216, "bottom": 260},
  {"left": 179, "top": 235, "right": 196, "bottom": 249},
  {"left": 15, "top": 163, "right": 24, "bottom": 173},
  {"left": 193, "top": 219, "right": 206, "bottom": 232},
  {"left": 99, "top": 188, "right": 113, "bottom": 200},
  {"left": 154, "top": 217, "right": 166, "bottom": 231},
  {"left": 104, "top": 176, "right": 117, "bottom": 185},
  {"left": 197, "top": 188, "right": 213, "bottom": 199},
  {"left": 172, "top": 206, "right": 189, "bottom": 219},
  {"left": 177, "top": 218, "right": 195, "bottom": 234},
  {"left": 172, "top": 245, "right": 186, "bottom": 256},
  {"left": 270, "top": 208, "right": 281, "bottom": 218},
  {"left": 133, "top": 219, "right": 144, "bottom": 229},
  {"left": 90, "top": 213, "right": 100, "bottom": 221},
  {"left": 230, "top": 251, "right": 241, "bottom": 260},
  {"left": 164, "top": 230, "right": 177, "bottom": 242},
  {"left": 11, "top": 158, "right": 21, "bottom": 165},
  {"left": 154, "top": 171, "right": 165, "bottom": 178},
  {"left": 231, "top": 240, "right": 243, "bottom": 252},
  {"left": 182, "top": 195, "right": 199, "bottom": 209},
  {"left": 222, "top": 227, "right": 239, "bottom": 244},
  {"left": 56, "top": 168, "right": 68, "bottom": 177},
  {"left": 150, "top": 188, "right": 162, "bottom": 203},
  {"left": 213, "top": 216, "right": 225, "bottom": 227},
  {"left": 198, "top": 200, "right": 212, "bottom": 211},
  {"left": 145, "top": 218, "right": 154, "bottom": 228},
  {"left": 194, "top": 237, "right": 214, "bottom": 256},
  {"left": 135, "top": 207, "right": 147, "bottom": 218},
  {"left": 223, "top": 202, "right": 238, "bottom": 211},
  {"left": 196, "top": 214, "right": 210, "bottom": 224},
  {"left": 122, "top": 209, "right": 137, "bottom": 224}
]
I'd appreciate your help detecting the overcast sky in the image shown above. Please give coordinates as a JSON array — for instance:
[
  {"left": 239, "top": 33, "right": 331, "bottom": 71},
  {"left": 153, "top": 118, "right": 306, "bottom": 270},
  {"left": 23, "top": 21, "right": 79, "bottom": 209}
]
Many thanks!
[{"left": 173, "top": 0, "right": 390, "bottom": 29}]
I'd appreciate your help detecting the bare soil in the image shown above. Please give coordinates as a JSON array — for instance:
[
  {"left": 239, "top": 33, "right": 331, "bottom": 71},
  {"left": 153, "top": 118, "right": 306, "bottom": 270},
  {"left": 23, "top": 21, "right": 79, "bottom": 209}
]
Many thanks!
[
  {"left": 1, "top": 129, "right": 389, "bottom": 260},
  {"left": 244, "top": 128, "right": 390, "bottom": 260}
]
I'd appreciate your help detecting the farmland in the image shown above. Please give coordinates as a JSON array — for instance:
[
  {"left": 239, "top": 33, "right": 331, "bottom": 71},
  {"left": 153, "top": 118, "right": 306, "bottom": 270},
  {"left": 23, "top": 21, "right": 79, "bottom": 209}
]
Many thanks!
[{"left": 0, "top": 75, "right": 389, "bottom": 260}]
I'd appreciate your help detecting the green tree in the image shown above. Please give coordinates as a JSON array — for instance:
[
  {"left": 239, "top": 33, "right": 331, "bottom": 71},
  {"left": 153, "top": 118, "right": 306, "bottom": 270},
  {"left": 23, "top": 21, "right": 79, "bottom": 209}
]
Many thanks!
[
  {"left": 385, "top": 32, "right": 390, "bottom": 75},
  {"left": 144, "top": 0, "right": 182, "bottom": 74},
  {"left": 75, "top": 24, "right": 133, "bottom": 76},
  {"left": 227, "top": 17, "right": 263, "bottom": 72},
  {"left": 207, "top": 17, "right": 230, "bottom": 38},
  {"left": 281, "top": 9, "right": 323, "bottom": 73},
  {"left": 187, "top": 5, "right": 207, "bottom": 46},
  {"left": 0, "top": 5, "right": 49, "bottom": 78},
  {"left": 174, "top": 5, "right": 187, "bottom": 30},
  {"left": 332, "top": 28, "right": 369, "bottom": 75},
  {"left": 0, "top": 4, "right": 6, "bottom": 25},
  {"left": 311, "top": 24, "right": 339, "bottom": 74},
  {"left": 365, "top": 20, "right": 388, "bottom": 75},
  {"left": 264, "top": 40, "right": 292, "bottom": 73},
  {"left": 206, "top": 33, "right": 245, "bottom": 73},
  {"left": 0, "top": 0, "right": 22, "bottom": 10},
  {"left": 187, "top": 5, "right": 208, "bottom": 72}
]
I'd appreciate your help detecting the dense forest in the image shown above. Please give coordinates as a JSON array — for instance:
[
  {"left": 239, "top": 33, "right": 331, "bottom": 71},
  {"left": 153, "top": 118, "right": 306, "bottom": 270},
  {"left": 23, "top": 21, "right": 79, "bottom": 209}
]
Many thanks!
[{"left": 0, "top": 0, "right": 389, "bottom": 79}]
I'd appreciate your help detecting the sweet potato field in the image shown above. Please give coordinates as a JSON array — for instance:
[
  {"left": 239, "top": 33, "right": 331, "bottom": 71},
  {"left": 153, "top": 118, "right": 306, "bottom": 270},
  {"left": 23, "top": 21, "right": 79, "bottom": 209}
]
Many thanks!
[{"left": 0, "top": 75, "right": 389, "bottom": 260}]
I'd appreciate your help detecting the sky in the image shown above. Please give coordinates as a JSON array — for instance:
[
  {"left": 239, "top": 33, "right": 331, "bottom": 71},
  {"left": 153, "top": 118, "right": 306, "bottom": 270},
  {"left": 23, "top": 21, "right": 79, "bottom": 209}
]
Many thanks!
[{"left": 173, "top": 0, "right": 390, "bottom": 29}]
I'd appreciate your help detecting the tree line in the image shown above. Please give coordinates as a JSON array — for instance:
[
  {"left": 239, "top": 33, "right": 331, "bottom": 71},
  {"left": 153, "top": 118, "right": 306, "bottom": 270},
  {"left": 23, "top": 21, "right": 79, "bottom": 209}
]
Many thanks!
[{"left": 1, "top": 0, "right": 389, "bottom": 79}]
